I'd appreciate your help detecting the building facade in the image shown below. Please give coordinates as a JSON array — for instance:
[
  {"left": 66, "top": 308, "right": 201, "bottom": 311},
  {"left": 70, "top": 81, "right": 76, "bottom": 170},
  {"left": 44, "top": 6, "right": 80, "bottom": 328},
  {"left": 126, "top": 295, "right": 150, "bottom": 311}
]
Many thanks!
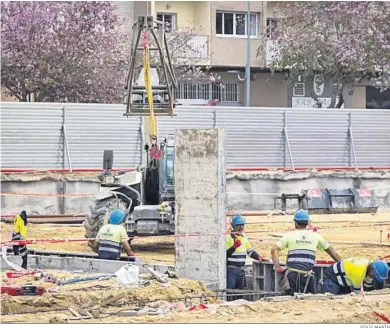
[
  {"left": 132, "top": 0, "right": 388, "bottom": 109},
  {"left": 2, "top": 1, "right": 388, "bottom": 108}
]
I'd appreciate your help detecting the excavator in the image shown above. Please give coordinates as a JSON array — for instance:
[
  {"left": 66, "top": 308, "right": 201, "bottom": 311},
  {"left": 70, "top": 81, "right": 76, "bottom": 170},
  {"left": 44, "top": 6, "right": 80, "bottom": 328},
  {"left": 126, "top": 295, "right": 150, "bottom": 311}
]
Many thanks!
[
  {"left": 84, "top": 15, "right": 380, "bottom": 250},
  {"left": 84, "top": 16, "right": 178, "bottom": 248}
]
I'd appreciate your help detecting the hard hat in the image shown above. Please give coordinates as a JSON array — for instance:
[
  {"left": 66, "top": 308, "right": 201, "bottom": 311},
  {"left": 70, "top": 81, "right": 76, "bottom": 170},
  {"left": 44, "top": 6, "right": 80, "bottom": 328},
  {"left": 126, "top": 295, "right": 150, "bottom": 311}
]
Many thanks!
[
  {"left": 231, "top": 214, "right": 246, "bottom": 226},
  {"left": 372, "top": 260, "right": 389, "bottom": 283},
  {"left": 109, "top": 209, "right": 126, "bottom": 225},
  {"left": 294, "top": 209, "right": 310, "bottom": 222}
]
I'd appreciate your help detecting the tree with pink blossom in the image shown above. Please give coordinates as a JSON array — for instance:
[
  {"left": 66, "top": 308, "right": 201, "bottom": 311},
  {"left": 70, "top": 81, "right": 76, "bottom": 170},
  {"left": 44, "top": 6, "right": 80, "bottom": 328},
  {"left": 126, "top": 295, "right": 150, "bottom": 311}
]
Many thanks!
[
  {"left": 264, "top": 1, "right": 390, "bottom": 108},
  {"left": 1, "top": 1, "right": 211, "bottom": 103}
]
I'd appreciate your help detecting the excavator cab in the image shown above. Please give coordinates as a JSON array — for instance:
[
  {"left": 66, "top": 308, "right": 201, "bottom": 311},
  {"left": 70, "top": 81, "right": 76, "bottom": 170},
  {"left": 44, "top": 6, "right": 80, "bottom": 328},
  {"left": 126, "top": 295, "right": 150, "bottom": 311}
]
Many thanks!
[{"left": 123, "top": 16, "right": 177, "bottom": 117}]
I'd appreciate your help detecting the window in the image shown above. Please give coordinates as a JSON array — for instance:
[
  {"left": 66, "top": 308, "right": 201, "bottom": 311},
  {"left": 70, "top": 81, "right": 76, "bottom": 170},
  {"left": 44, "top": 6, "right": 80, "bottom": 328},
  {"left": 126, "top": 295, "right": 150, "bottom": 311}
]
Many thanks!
[
  {"left": 157, "top": 13, "right": 176, "bottom": 32},
  {"left": 216, "top": 12, "right": 257, "bottom": 37},
  {"left": 175, "top": 82, "right": 242, "bottom": 103},
  {"left": 293, "top": 83, "right": 305, "bottom": 97},
  {"left": 266, "top": 18, "right": 278, "bottom": 39}
]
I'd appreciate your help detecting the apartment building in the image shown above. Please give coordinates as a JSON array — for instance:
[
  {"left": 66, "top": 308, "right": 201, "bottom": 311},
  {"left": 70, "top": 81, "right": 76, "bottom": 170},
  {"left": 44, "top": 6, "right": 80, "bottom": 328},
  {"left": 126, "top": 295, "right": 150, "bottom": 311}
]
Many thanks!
[
  {"left": 1, "top": 1, "right": 385, "bottom": 108},
  {"left": 123, "top": 0, "right": 383, "bottom": 109},
  {"left": 150, "top": 1, "right": 289, "bottom": 107}
]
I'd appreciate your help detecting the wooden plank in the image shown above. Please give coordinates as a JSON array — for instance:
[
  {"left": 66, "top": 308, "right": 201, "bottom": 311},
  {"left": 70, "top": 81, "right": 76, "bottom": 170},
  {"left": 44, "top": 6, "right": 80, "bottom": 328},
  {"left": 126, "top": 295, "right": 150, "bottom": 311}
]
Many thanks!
[
  {"left": 142, "top": 264, "right": 168, "bottom": 283},
  {"left": 68, "top": 307, "right": 82, "bottom": 318}
]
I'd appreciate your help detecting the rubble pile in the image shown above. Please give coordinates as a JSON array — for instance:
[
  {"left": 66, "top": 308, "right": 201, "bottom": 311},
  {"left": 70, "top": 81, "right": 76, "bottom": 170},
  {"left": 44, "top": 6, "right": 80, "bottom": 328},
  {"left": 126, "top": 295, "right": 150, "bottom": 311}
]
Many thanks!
[{"left": 1, "top": 268, "right": 214, "bottom": 322}]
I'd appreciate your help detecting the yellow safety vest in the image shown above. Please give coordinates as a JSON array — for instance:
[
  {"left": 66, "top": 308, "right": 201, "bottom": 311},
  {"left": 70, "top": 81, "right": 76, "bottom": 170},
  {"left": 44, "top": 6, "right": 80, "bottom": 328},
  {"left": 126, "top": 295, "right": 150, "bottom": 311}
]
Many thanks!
[
  {"left": 331, "top": 258, "right": 370, "bottom": 291},
  {"left": 96, "top": 224, "right": 128, "bottom": 243},
  {"left": 13, "top": 215, "right": 27, "bottom": 240},
  {"left": 226, "top": 233, "right": 256, "bottom": 267},
  {"left": 96, "top": 224, "right": 128, "bottom": 260},
  {"left": 276, "top": 229, "right": 329, "bottom": 271}
]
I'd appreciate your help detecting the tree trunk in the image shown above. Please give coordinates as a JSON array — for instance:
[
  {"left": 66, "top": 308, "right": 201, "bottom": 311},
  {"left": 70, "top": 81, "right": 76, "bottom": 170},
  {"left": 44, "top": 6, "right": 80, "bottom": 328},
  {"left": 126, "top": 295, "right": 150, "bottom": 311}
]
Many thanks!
[
  {"left": 335, "top": 83, "right": 345, "bottom": 108},
  {"left": 328, "top": 87, "right": 337, "bottom": 108},
  {"left": 328, "top": 79, "right": 338, "bottom": 108}
]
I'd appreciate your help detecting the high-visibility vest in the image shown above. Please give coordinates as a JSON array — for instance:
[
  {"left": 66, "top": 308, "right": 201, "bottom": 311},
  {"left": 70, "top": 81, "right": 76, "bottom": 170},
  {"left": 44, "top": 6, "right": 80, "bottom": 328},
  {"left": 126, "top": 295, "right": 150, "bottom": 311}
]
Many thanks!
[
  {"left": 276, "top": 229, "right": 329, "bottom": 271},
  {"left": 12, "top": 214, "right": 28, "bottom": 257},
  {"left": 331, "top": 258, "right": 370, "bottom": 291},
  {"left": 96, "top": 224, "right": 128, "bottom": 260},
  {"left": 13, "top": 214, "right": 27, "bottom": 239},
  {"left": 226, "top": 233, "right": 256, "bottom": 267}
]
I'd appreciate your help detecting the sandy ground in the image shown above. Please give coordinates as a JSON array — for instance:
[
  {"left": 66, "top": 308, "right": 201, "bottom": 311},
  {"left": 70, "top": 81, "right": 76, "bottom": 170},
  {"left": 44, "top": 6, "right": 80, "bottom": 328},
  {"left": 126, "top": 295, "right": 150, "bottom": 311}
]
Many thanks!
[
  {"left": 1, "top": 213, "right": 389, "bottom": 264},
  {"left": 1, "top": 212, "right": 390, "bottom": 323},
  {"left": 1, "top": 271, "right": 389, "bottom": 324},
  {"left": 1, "top": 269, "right": 214, "bottom": 323}
]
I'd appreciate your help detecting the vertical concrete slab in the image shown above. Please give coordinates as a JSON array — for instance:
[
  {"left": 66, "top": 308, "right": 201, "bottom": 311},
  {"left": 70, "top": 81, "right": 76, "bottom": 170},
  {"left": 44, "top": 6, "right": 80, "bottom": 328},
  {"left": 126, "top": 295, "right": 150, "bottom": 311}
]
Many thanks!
[{"left": 174, "top": 128, "right": 226, "bottom": 289}]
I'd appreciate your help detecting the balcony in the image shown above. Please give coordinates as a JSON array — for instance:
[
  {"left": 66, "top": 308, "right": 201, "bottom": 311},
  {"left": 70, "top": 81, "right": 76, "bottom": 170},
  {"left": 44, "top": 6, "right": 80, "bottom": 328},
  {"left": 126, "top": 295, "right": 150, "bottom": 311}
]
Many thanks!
[
  {"left": 266, "top": 39, "right": 279, "bottom": 65},
  {"left": 173, "top": 35, "right": 209, "bottom": 62}
]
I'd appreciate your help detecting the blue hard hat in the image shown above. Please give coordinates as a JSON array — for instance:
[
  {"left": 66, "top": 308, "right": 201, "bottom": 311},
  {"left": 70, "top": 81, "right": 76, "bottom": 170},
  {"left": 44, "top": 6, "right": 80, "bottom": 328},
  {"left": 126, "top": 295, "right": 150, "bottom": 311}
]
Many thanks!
[
  {"left": 109, "top": 209, "right": 126, "bottom": 225},
  {"left": 294, "top": 209, "right": 310, "bottom": 222},
  {"left": 372, "top": 260, "right": 389, "bottom": 283},
  {"left": 231, "top": 214, "right": 246, "bottom": 226}
]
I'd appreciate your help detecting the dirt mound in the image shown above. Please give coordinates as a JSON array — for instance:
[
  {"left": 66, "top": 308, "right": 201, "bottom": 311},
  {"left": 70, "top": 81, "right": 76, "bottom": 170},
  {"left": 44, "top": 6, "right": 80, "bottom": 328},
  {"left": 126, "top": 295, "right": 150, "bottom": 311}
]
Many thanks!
[
  {"left": 1, "top": 171, "right": 100, "bottom": 182},
  {"left": 1, "top": 270, "right": 212, "bottom": 316},
  {"left": 3, "top": 290, "right": 389, "bottom": 324}
]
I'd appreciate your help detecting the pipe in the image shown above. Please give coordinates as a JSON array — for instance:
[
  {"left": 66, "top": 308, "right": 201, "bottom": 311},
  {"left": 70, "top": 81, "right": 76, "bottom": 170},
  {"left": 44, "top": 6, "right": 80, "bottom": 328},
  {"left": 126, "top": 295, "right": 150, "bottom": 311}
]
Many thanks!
[
  {"left": 59, "top": 274, "right": 116, "bottom": 285},
  {"left": 245, "top": 0, "right": 251, "bottom": 107},
  {"left": 63, "top": 124, "right": 72, "bottom": 172},
  {"left": 25, "top": 214, "right": 86, "bottom": 218}
]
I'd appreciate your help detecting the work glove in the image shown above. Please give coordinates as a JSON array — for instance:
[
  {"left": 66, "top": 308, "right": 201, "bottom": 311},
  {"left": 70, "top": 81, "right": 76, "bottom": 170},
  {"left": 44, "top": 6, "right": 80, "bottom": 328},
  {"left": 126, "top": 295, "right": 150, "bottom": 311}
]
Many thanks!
[{"left": 233, "top": 239, "right": 242, "bottom": 249}]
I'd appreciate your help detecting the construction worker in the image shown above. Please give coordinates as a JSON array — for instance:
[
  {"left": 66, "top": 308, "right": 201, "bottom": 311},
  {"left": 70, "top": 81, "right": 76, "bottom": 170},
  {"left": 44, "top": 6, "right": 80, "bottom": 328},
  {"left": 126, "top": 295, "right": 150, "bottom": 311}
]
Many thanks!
[
  {"left": 226, "top": 214, "right": 265, "bottom": 289},
  {"left": 271, "top": 209, "right": 341, "bottom": 295},
  {"left": 11, "top": 210, "right": 28, "bottom": 269},
  {"left": 93, "top": 209, "right": 134, "bottom": 260},
  {"left": 323, "top": 258, "right": 389, "bottom": 295}
]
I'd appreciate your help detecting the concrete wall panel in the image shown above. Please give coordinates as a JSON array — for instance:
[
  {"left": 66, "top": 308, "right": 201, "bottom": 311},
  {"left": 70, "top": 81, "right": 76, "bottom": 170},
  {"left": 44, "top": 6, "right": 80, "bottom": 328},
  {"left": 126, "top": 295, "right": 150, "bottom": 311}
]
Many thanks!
[{"left": 174, "top": 128, "right": 227, "bottom": 289}]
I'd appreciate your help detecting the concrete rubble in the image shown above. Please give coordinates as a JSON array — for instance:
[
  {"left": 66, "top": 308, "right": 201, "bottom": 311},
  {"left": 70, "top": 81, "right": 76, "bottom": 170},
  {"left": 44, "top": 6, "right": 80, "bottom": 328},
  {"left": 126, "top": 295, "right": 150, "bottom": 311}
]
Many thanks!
[
  {"left": 0, "top": 171, "right": 101, "bottom": 182},
  {"left": 2, "top": 168, "right": 390, "bottom": 182},
  {"left": 1, "top": 268, "right": 215, "bottom": 322},
  {"left": 226, "top": 169, "right": 390, "bottom": 181}
]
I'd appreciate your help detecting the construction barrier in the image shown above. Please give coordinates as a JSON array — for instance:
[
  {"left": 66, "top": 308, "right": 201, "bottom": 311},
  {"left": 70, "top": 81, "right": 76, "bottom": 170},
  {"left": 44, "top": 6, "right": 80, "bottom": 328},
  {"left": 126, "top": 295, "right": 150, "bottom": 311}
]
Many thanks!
[{"left": 0, "top": 231, "right": 279, "bottom": 247}]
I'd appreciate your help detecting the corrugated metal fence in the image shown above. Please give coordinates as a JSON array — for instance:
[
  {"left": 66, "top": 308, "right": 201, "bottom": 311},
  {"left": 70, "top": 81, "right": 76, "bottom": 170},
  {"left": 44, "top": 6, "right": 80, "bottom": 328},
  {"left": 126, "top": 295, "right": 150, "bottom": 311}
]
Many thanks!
[
  {"left": 1, "top": 103, "right": 142, "bottom": 169},
  {"left": 1, "top": 102, "right": 389, "bottom": 169}
]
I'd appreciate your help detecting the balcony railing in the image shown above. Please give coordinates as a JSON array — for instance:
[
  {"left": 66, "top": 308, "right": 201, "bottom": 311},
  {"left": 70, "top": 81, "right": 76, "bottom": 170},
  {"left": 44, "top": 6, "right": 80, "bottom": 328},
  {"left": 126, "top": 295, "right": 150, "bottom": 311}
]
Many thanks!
[
  {"left": 175, "top": 35, "right": 209, "bottom": 61},
  {"left": 266, "top": 39, "right": 279, "bottom": 65}
]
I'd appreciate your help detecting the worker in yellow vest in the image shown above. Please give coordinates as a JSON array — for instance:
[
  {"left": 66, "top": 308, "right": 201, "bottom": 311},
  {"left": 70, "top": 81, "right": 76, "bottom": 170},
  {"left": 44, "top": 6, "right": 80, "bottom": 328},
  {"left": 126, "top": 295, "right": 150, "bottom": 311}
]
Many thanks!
[
  {"left": 226, "top": 214, "right": 265, "bottom": 289},
  {"left": 93, "top": 209, "right": 134, "bottom": 260},
  {"left": 12, "top": 210, "right": 28, "bottom": 269},
  {"left": 271, "top": 209, "right": 341, "bottom": 295},
  {"left": 323, "top": 258, "right": 389, "bottom": 294}
]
